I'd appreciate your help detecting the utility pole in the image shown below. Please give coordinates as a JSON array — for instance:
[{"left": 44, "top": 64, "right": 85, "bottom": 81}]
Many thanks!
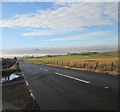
[{"left": 36, "top": 49, "right": 39, "bottom": 63}]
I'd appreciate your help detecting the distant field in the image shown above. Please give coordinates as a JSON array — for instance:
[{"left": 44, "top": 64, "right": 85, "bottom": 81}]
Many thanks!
[
  {"left": 24, "top": 51, "right": 119, "bottom": 75},
  {"left": 25, "top": 50, "right": 119, "bottom": 62}
]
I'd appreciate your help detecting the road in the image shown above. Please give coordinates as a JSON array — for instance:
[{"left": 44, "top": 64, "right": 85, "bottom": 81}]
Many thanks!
[{"left": 20, "top": 62, "right": 118, "bottom": 110}]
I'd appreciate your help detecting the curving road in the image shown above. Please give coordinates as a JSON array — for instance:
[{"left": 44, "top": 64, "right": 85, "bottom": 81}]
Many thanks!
[{"left": 20, "top": 62, "right": 118, "bottom": 110}]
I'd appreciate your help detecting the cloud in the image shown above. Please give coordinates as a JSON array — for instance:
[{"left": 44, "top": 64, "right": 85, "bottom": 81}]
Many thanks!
[
  {"left": 2, "top": 0, "right": 119, "bottom": 2},
  {"left": 0, "top": 2, "right": 118, "bottom": 36},
  {"left": 45, "top": 31, "right": 111, "bottom": 41},
  {"left": 23, "top": 30, "right": 55, "bottom": 36}
]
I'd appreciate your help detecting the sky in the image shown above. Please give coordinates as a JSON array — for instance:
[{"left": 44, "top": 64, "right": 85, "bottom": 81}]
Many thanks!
[{"left": 0, "top": 1, "right": 118, "bottom": 57}]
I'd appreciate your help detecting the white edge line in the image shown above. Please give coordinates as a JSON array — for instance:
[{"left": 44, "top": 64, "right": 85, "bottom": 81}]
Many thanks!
[
  {"left": 55, "top": 72, "right": 90, "bottom": 84},
  {"left": 29, "top": 89, "right": 35, "bottom": 99},
  {"left": 19, "top": 65, "right": 22, "bottom": 71},
  {"left": 25, "top": 81, "right": 29, "bottom": 85},
  {"left": 30, "top": 93, "right": 35, "bottom": 99},
  {"left": 29, "top": 89, "right": 32, "bottom": 92},
  {"left": 40, "top": 68, "right": 49, "bottom": 71},
  {"left": 20, "top": 65, "right": 35, "bottom": 99},
  {"left": 105, "top": 86, "right": 109, "bottom": 89},
  {"left": 20, "top": 65, "right": 24, "bottom": 77},
  {"left": 22, "top": 72, "right": 24, "bottom": 76}
]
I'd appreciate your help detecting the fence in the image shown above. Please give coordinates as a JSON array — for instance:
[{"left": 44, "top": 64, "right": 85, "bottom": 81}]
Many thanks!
[{"left": 26, "top": 58, "right": 119, "bottom": 75}]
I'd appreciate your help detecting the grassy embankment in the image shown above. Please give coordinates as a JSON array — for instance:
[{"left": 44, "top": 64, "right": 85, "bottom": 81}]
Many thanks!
[{"left": 24, "top": 51, "right": 119, "bottom": 75}]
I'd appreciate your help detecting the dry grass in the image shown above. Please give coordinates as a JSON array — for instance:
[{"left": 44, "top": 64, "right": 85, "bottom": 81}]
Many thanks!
[
  {"left": 24, "top": 51, "right": 119, "bottom": 76},
  {"left": 44, "top": 58, "right": 119, "bottom": 75},
  {"left": 2, "top": 62, "right": 21, "bottom": 78}
]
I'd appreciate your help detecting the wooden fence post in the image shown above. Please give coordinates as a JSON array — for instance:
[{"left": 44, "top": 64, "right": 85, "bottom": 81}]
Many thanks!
[
  {"left": 111, "top": 62, "right": 113, "bottom": 71},
  {"left": 83, "top": 63, "right": 86, "bottom": 68},
  {"left": 94, "top": 62, "right": 98, "bottom": 70},
  {"left": 61, "top": 62, "right": 63, "bottom": 66},
  {"left": 67, "top": 62, "right": 70, "bottom": 66},
  {"left": 74, "top": 62, "right": 76, "bottom": 68}
]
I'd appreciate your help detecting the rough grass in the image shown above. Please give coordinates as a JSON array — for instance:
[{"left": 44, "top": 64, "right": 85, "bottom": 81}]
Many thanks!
[
  {"left": 25, "top": 50, "right": 119, "bottom": 62},
  {"left": 2, "top": 62, "right": 21, "bottom": 77},
  {"left": 24, "top": 50, "right": 119, "bottom": 75}
]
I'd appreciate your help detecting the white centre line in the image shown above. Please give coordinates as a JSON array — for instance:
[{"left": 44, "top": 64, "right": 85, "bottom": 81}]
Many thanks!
[
  {"left": 40, "top": 68, "right": 49, "bottom": 71},
  {"left": 55, "top": 72, "right": 90, "bottom": 84}
]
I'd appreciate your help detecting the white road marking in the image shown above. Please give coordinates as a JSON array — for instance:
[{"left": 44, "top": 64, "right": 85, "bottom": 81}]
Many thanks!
[
  {"left": 105, "top": 86, "right": 109, "bottom": 89},
  {"left": 20, "top": 64, "right": 35, "bottom": 100},
  {"left": 30, "top": 93, "right": 35, "bottom": 99},
  {"left": 55, "top": 72, "right": 90, "bottom": 84},
  {"left": 20, "top": 65, "right": 24, "bottom": 77},
  {"left": 21, "top": 72, "right": 24, "bottom": 76},
  {"left": 29, "top": 89, "right": 35, "bottom": 99},
  {"left": 40, "top": 68, "right": 49, "bottom": 71},
  {"left": 19, "top": 65, "right": 22, "bottom": 71},
  {"left": 25, "top": 81, "right": 29, "bottom": 85},
  {"left": 29, "top": 89, "right": 32, "bottom": 92}
]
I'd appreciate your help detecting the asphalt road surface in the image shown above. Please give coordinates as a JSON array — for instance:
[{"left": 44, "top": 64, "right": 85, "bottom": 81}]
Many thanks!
[{"left": 20, "top": 62, "right": 119, "bottom": 110}]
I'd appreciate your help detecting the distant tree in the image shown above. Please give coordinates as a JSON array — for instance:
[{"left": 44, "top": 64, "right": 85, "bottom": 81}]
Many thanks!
[
  {"left": 13, "top": 57, "right": 17, "bottom": 60},
  {"left": 31, "top": 55, "right": 34, "bottom": 58},
  {"left": 67, "top": 52, "right": 70, "bottom": 55},
  {"left": 46, "top": 55, "right": 52, "bottom": 57}
]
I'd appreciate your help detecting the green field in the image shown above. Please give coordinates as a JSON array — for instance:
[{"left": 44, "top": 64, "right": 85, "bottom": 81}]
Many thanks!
[{"left": 24, "top": 50, "right": 119, "bottom": 62}]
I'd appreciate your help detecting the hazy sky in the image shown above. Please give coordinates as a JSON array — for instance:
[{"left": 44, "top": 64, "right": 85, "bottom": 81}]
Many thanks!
[{"left": 0, "top": 1, "right": 118, "bottom": 57}]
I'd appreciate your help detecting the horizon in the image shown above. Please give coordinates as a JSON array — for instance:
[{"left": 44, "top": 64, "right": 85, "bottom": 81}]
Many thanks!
[
  {"left": 0, "top": 2, "right": 118, "bottom": 57},
  {"left": 1, "top": 49, "right": 118, "bottom": 59}
]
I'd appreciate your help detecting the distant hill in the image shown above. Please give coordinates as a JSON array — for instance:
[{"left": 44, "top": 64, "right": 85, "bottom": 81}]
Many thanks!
[
  {"left": 25, "top": 50, "right": 119, "bottom": 62},
  {"left": 67, "top": 50, "right": 119, "bottom": 58}
]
